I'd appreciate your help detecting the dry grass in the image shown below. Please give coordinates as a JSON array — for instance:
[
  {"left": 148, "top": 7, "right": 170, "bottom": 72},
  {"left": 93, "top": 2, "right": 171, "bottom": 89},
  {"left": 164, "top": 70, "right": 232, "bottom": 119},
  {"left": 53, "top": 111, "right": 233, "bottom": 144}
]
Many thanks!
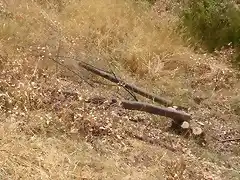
[
  {"left": 0, "top": 0, "right": 186, "bottom": 75},
  {"left": 0, "top": 0, "right": 240, "bottom": 179}
]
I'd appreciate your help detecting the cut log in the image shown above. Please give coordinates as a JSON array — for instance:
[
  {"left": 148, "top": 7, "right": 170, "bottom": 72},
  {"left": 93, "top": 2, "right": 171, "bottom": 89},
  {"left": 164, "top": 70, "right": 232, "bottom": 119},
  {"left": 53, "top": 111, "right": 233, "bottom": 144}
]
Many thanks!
[
  {"left": 78, "top": 62, "right": 172, "bottom": 106},
  {"left": 192, "top": 127, "right": 203, "bottom": 136},
  {"left": 191, "top": 127, "right": 206, "bottom": 146},
  {"left": 113, "top": 99, "right": 191, "bottom": 123},
  {"left": 181, "top": 121, "right": 190, "bottom": 129}
]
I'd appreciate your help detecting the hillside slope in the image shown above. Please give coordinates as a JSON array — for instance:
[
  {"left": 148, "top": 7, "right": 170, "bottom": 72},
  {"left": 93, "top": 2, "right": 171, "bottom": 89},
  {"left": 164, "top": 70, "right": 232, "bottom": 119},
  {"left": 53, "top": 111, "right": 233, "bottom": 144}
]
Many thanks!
[{"left": 0, "top": 0, "right": 239, "bottom": 179}]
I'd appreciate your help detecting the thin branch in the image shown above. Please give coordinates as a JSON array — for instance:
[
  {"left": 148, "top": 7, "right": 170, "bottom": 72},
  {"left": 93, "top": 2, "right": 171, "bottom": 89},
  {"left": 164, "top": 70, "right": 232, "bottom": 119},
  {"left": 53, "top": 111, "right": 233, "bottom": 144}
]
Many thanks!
[{"left": 108, "top": 63, "right": 138, "bottom": 101}]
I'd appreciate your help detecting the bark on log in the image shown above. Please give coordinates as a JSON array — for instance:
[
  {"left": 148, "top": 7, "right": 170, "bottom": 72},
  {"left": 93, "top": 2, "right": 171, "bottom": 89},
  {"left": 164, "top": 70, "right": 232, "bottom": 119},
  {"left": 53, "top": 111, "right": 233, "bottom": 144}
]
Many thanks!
[
  {"left": 78, "top": 62, "right": 172, "bottom": 106},
  {"left": 112, "top": 99, "right": 191, "bottom": 122}
]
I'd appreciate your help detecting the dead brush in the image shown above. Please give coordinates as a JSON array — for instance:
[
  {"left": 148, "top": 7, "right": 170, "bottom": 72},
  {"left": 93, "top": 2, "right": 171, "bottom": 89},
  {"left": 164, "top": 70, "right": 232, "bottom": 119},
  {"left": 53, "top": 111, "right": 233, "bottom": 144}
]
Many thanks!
[{"left": 164, "top": 156, "right": 187, "bottom": 180}]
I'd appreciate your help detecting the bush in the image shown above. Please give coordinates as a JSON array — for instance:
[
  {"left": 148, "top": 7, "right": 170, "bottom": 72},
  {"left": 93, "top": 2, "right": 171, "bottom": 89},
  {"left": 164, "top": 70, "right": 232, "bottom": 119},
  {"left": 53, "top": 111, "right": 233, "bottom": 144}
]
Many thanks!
[{"left": 181, "top": 0, "right": 240, "bottom": 52}]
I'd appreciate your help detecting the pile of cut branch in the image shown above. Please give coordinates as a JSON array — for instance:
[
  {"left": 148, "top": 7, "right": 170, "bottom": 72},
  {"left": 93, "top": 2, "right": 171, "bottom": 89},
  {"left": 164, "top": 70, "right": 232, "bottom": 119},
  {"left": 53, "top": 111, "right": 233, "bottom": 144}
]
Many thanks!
[{"left": 52, "top": 57, "right": 205, "bottom": 144}]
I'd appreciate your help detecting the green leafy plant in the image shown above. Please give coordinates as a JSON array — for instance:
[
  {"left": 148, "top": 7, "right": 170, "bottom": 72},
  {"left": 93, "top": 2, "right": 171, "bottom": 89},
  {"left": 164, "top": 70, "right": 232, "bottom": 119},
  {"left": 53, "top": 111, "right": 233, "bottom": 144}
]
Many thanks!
[{"left": 181, "top": 0, "right": 240, "bottom": 52}]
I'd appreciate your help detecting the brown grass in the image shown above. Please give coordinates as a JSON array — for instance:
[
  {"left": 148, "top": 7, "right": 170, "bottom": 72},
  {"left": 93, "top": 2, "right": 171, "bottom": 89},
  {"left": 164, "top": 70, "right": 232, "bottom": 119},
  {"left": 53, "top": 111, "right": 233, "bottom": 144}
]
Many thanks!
[
  {"left": 1, "top": 0, "right": 186, "bottom": 75},
  {"left": 0, "top": 0, "right": 240, "bottom": 179}
]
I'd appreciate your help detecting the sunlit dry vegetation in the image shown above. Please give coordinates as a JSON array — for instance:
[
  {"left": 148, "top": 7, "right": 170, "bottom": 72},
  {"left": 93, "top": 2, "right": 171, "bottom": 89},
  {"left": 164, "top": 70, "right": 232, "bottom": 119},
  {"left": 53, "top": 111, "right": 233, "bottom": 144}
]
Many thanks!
[{"left": 0, "top": 0, "right": 240, "bottom": 179}]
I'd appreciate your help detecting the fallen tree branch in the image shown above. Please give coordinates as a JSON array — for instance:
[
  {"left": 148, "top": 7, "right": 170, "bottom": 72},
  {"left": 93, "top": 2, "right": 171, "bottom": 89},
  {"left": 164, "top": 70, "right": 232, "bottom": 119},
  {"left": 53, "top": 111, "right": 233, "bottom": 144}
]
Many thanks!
[
  {"left": 112, "top": 99, "right": 191, "bottom": 122},
  {"left": 78, "top": 62, "right": 172, "bottom": 106},
  {"left": 107, "top": 61, "right": 139, "bottom": 101}
]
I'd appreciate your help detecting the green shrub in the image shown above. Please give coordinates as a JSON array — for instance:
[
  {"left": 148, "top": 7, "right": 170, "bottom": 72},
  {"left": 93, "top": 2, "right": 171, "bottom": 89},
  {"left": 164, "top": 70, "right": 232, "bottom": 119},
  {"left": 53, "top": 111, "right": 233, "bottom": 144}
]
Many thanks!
[{"left": 181, "top": 0, "right": 240, "bottom": 52}]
